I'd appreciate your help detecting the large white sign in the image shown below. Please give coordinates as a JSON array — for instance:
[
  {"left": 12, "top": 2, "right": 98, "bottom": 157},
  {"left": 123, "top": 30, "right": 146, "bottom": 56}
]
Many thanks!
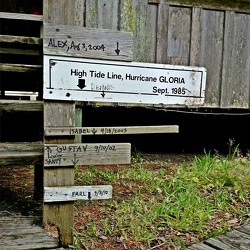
[{"left": 44, "top": 56, "right": 206, "bottom": 105}]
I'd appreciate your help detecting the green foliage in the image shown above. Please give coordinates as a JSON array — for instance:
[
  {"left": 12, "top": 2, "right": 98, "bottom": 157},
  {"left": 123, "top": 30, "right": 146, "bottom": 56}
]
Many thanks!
[{"left": 72, "top": 150, "right": 250, "bottom": 249}]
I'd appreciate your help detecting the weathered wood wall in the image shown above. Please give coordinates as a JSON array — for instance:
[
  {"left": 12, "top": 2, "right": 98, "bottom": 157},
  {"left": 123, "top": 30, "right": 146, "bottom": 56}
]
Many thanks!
[{"left": 80, "top": 0, "right": 250, "bottom": 109}]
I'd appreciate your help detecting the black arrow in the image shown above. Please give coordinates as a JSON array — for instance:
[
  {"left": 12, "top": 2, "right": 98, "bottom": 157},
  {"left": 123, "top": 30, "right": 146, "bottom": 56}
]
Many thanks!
[
  {"left": 44, "top": 146, "right": 52, "bottom": 158},
  {"left": 91, "top": 128, "right": 97, "bottom": 135},
  {"left": 115, "top": 42, "right": 120, "bottom": 55},
  {"left": 101, "top": 91, "right": 105, "bottom": 98},
  {"left": 71, "top": 153, "right": 79, "bottom": 165},
  {"left": 77, "top": 79, "right": 86, "bottom": 89},
  {"left": 88, "top": 191, "right": 92, "bottom": 200}
]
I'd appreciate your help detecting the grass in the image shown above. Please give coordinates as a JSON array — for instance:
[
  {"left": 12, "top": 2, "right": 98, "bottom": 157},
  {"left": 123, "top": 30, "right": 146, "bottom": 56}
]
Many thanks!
[{"left": 72, "top": 149, "right": 250, "bottom": 249}]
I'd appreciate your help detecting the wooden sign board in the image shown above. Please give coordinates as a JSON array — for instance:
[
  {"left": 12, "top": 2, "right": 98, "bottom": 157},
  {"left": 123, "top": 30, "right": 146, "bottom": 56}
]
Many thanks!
[
  {"left": 44, "top": 185, "right": 112, "bottom": 202},
  {"left": 44, "top": 125, "right": 179, "bottom": 136},
  {"left": 44, "top": 143, "right": 131, "bottom": 167},
  {"left": 43, "top": 23, "right": 133, "bottom": 61},
  {"left": 44, "top": 56, "right": 207, "bottom": 105}
]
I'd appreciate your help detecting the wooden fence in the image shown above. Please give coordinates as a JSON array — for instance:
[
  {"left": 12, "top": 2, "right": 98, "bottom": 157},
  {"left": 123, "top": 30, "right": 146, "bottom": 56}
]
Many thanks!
[{"left": 77, "top": 0, "right": 250, "bottom": 109}]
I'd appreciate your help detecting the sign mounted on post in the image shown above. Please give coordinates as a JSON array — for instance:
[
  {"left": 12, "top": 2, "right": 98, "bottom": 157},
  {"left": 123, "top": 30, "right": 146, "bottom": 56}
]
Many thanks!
[
  {"left": 44, "top": 125, "right": 179, "bottom": 136},
  {"left": 44, "top": 185, "right": 112, "bottom": 202},
  {"left": 44, "top": 56, "right": 206, "bottom": 105},
  {"left": 43, "top": 23, "right": 133, "bottom": 61},
  {"left": 44, "top": 143, "right": 131, "bottom": 167}
]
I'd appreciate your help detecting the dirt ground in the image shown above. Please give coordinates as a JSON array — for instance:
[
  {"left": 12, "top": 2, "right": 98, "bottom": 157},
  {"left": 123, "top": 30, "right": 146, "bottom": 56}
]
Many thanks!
[{"left": 0, "top": 153, "right": 249, "bottom": 250}]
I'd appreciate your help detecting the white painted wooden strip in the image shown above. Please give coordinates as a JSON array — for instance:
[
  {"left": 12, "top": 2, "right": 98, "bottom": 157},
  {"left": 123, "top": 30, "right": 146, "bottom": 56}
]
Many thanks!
[
  {"left": 44, "top": 143, "right": 131, "bottom": 167},
  {"left": 44, "top": 185, "right": 112, "bottom": 202},
  {"left": 43, "top": 23, "right": 133, "bottom": 61},
  {"left": 44, "top": 125, "right": 179, "bottom": 136},
  {"left": 0, "top": 12, "right": 43, "bottom": 21}
]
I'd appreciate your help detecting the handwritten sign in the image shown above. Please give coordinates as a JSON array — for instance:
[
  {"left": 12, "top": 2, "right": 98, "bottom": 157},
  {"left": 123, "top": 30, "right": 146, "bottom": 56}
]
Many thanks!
[
  {"left": 44, "top": 56, "right": 206, "bottom": 105},
  {"left": 44, "top": 125, "right": 179, "bottom": 136},
  {"left": 44, "top": 143, "right": 131, "bottom": 167},
  {"left": 43, "top": 23, "right": 133, "bottom": 61},
  {"left": 44, "top": 185, "right": 112, "bottom": 202}
]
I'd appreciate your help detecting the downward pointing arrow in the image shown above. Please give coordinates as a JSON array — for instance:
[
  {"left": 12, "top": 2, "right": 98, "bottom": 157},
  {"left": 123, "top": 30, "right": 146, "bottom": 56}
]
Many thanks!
[
  {"left": 115, "top": 42, "right": 120, "bottom": 55},
  {"left": 71, "top": 153, "right": 79, "bottom": 165},
  {"left": 88, "top": 192, "right": 92, "bottom": 200},
  {"left": 77, "top": 79, "right": 86, "bottom": 89}
]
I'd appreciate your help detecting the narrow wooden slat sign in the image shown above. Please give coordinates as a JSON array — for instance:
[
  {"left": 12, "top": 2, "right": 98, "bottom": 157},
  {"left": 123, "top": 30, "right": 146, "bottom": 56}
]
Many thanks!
[
  {"left": 44, "top": 185, "right": 112, "bottom": 202},
  {"left": 44, "top": 143, "right": 131, "bottom": 167},
  {"left": 43, "top": 23, "right": 133, "bottom": 61},
  {"left": 44, "top": 125, "right": 179, "bottom": 136}
]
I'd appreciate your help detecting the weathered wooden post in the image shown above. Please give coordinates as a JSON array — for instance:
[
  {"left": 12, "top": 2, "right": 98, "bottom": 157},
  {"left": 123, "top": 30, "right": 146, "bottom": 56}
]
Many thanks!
[
  {"left": 43, "top": 0, "right": 77, "bottom": 245},
  {"left": 43, "top": 102, "right": 75, "bottom": 246}
]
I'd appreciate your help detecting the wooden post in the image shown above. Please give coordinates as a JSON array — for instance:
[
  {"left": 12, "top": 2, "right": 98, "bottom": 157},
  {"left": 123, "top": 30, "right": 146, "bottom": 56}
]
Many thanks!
[
  {"left": 43, "top": 102, "right": 75, "bottom": 246},
  {"left": 43, "top": 0, "right": 79, "bottom": 245},
  {"left": 75, "top": 107, "right": 82, "bottom": 143}
]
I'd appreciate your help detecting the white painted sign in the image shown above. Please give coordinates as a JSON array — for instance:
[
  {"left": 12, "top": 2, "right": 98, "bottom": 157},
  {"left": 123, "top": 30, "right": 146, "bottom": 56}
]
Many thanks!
[
  {"left": 44, "top": 185, "right": 112, "bottom": 202},
  {"left": 44, "top": 143, "right": 131, "bottom": 167},
  {"left": 44, "top": 56, "right": 206, "bottom": 105}
]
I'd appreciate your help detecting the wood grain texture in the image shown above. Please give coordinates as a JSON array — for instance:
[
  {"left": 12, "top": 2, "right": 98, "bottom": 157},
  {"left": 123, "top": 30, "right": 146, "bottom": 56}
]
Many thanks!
[
  {"left": 156, "top": 3, "right": 169, "bottom": 63},
  {"left": 44, "top": 185, "right": 112, "bottom": 202},
  {"left": 120, "top": 0, "right": 158, "bottom": 63},
  {"left": 44, "top": 143, "right": 131, "bottom": 166},
  {"left": 0, "top": 35, "right": 42, "bottom": 44},
  {"left": 44, "top": 125, "right": 179, "bottom": 136},
  {"left": 0, "top": 12, "right": 43, "bottom": 21},
  {"left": 0, "top": 63, "right": 42, "bottom": 72},
  {"left": 190, "top": 7, "right": 202, "bottom": 66},
  {"left": 221, "top": 11, "right": 250, "bottom": 108},
  {"left": 43, "top": 93, "right": 75, "bottom": 245},
  {"left": 199, "top": 9, "right": 224, "bottom": 107},
  {"left": 43, "top": 23, "right": 133, "bottom": 61},
  {"left": 0, "top": 215, "right": 59, "bottom": 250},
  {"left": 167, "top": 6, "right": 191, "bottom": 65},
  {"left": 0, "top": 143, "right": 43, "bottom": 166},
  {"left": 0, "top": 100, "right": 43, "bottom": 112},
  {"left": 0, "top": 48, "right": 40, "bottom": 55},
  {"left": 86, "top": 0, "right": 120, "bottom": 30}
]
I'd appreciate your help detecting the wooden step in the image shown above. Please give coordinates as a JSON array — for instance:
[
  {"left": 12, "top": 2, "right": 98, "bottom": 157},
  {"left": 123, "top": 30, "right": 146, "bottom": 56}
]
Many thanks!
[
  {"left": 0, "top": 63, "right": 42, "bottom": 72},
  {"left": 0, "top": 12, "right": 43, "bottom": 22},
  {"left": 0, "top": 35, "right": 42, "bottom": 45},
  {"left": 0, "top": 143, "right": 43, "bottom": 166},
  {"left": 0, "top": 214, "right": 59, "bottom": 250},
  {"left": 0, "top": 100, "right": 43, "bottom": 112},
  {"left": 0, "top": 47, "right": 41, "bottom": 56}
]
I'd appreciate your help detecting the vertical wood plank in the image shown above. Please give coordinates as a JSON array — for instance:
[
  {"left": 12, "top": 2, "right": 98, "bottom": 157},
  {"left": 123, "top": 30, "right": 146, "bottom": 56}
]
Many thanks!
[
  {"left": 167, "top": 6, "right": 191, "bottom": 65},
  {"left": 120, "top": 0, "right": 158, "bottom": 63},
  {"left": 74, "top": 0, "right": 85, "bottom": 143},
  {"left": 43, "top": 102, "right": 75, "bottom": 246},
  {"left": 190, "top": 7, "right": 202, "bottom": 66},
  {"left": 86, "top": 0, "right": 119, "bottom": 30},
  {"left": 75, "top": 107, "right": 83, "bottom": 143},
  {"left": 202, "top": 9, "right": 224, "bottom": 107},
  {"left": 221, "top": 11, "right": 250, "bottom": 108},
  {"left": 43, "top": 1, "right": 76, "bottom": 246},
  {"left": 75, "top": 0, "right": 85, "bottom": 26},
  {"left": 44, "top": 0, "right": 76, "bottom": 25},
  {"left": 156, "top": 3, "right": 169, "bottom": 64}
]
